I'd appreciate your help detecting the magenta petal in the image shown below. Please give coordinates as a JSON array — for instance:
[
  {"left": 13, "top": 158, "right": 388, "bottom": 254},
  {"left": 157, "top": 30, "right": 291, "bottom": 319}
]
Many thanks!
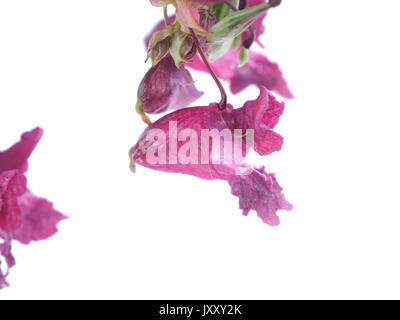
[
  {"left": 234, "top": 86, "right": 285, "bottom": 155},
  {"left": 13, "top": 192, "right": 67, "bottom": 245},
  {"left": 138, "top": 55, "right": 203, "bottom": 114},
  {"left": 188, "top": 49, "right": 240, "bottom": 80},
  {"left": 0, "top": 128, "right": 43, "bottom": 174},
  {"left": 230, "top": 52, "right": 293, "bottom": 98},
  {"left": 189, "top": 50, "right": 293, "bottom": 99},
  {"left": 229, "top": 167, "right": 292, "bottom": 226},
  {"left": 0, "top": 171, "right": 27, "bottom": 234}
]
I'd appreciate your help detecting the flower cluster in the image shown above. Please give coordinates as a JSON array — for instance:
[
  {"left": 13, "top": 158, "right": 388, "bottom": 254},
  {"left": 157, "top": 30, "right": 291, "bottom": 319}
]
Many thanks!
[
  {"left": 131, "top": 0, "right": 292, "bottom": 225},
  {"left": 0, "top": 128, "right": 66, "bottom": 288}
]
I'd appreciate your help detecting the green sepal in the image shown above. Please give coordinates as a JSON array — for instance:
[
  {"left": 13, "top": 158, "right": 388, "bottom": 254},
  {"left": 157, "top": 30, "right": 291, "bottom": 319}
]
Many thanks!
[
  {"left": 169, "top": 30, "right": 195, "bottom": 67},
  {"left": 147, "top": 26, "right": 174, "bottom": 66},
  {"left": 208, "top": 3, "right": 269, "bottom": 43},
  {"left": 239, "top": 47, "right": 249, "bottom": 67}
]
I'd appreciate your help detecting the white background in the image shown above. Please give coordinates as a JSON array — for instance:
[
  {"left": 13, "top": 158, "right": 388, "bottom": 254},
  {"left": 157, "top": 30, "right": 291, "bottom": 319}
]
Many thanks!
[{"left": 1, "top": 0, "right": 400, "bottom": 299}]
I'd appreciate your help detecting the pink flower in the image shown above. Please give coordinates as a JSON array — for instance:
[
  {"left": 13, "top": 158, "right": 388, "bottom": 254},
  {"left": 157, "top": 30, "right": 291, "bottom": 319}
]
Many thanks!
[
  {"left": 188, "top": 47, "right": 293, "bottom": 99},
  {"left": 0, "top": 128, "right": 66, "bottom": 289},
  {"left": 130, "top": 87, "right": 292, "bottom": 225},
  {"left": 137, "top": 55, "right": 203, "bottom": 119}
]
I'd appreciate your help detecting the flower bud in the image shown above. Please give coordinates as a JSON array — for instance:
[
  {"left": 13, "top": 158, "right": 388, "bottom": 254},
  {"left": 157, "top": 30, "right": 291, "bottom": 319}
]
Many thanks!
[
  {"left": 170, "top": 31, "right": 197, "bottom": 66},
  {"left": 147, "top": 26, "right": 173, "bottom": 66},
  {"left": 199, "top": 8, "right": 217, "bottom": 31},
  {"left": 136, "top": 55, "right": 203, "bottom": 117},
  {"left": 239, "top": 0, "right": 248, "bottom": 10},
  {"left": 148, "top": 37, "right": 171, "bottom": 66},
  {"left": 180, "top": 34, "right": 197, "bottom": 61},
  {"left": 269, "top": 0, "right": 282, "bottom": 7}
]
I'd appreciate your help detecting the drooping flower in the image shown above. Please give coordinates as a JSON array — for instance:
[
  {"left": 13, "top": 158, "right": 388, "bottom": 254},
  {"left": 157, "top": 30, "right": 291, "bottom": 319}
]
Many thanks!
[
  {"left": 136, "top": 55, "right": 203, "bottom": 123},
  {"left": 0, "top": 128, "right": 66, "bottom": 289},
  {"left": 130, "top": 87, "right": 292, "bottom": 225}
]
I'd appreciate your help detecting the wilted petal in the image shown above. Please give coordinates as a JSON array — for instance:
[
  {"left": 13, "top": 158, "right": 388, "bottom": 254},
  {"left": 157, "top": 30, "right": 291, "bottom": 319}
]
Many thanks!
[
  {"left": 229, "top": 167, "right": 292, "bottom": 226},
  {"left": 189, "top": 49, "right": 240, "bottom": 80},
  {"left": 13, "top": 192, "right": 67, "bottom": 245},
  {"left": 132, "top": 104, "right": 226, "bottom": 180},
  {"left": 138, "top": 55, "right": 203, "bottom": 114},
  {"left": 234, "top": 86, "right": 284, "bottom": 155},
  {"left": 0, "top": 127, "right": 43, "bottom": 174},
  {"left": 230, "top": 51, "right": 293, "bottom": 98},
  {"left": 0, "top": 171, "right": 27, "bottom": 234},
  {"left": 191, "top": 51, "right": 292, "bottom": 97},
  {"left": 188, "top": 49, "right": 292, "bottom": 98}
]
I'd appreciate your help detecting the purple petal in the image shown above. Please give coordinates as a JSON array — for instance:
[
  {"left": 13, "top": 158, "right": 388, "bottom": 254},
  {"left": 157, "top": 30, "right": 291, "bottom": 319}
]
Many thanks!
[
  {"left": 0, "top": 128, "right": 43, "bottom": 174},
  {"left": 188, "top": 49, "right": 240, "bottom": 80},
  {"left": 234, "top": 86, "right": 285, "bottom": 155},
  {"left": 0, "top": 171, "right": 27, "bottom": 234},
  {"left": 13, "top": 192, "right": 67, "bottom": 245},
  {"left": 230, "top": 51, "right": 293, "bottom": 98},
  {"left": 229, "top": 167, "right": 292, "bottom": 226}
]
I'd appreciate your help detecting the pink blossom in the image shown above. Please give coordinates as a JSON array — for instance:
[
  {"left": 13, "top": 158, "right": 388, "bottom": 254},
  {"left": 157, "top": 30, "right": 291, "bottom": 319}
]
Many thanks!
[
  {"left": 188, "top": 48, "right": 293, "bottom": 98},
  {"left": 0, "top": 128, "right": 66, "bottom": 288},
  {"left": 130, "top": 87, "right": 291, "bottom": 225}
]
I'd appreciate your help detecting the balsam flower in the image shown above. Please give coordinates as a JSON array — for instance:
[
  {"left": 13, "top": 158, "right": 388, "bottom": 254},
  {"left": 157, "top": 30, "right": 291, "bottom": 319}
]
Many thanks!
[
  {"left": 130, "top": 87, "right": 292, "bottom": 225},
  {"left": 138, "top": 0, "right": 293, "bottom": 226},
  {"left": 0, "top": 128, "right": 66, "bottom": 289}
]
